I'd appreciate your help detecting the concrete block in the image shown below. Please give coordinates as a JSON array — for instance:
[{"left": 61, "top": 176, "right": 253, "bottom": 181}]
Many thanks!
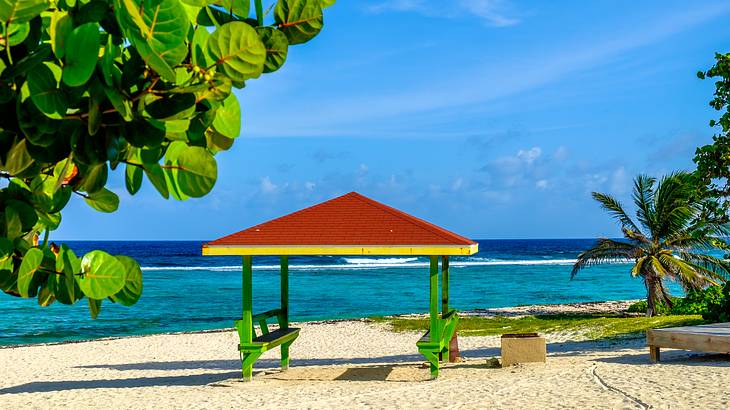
[{"left": 500, "top": 333, "right": 546, "bottom": 367}]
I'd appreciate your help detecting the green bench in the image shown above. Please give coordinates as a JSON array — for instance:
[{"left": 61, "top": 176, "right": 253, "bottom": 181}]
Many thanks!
[
  {"left": 234, "top": 308, "right": 299, "bottom": 379},
  {"left": 416, "top": 309, "right": 459, "bottom": 378}
]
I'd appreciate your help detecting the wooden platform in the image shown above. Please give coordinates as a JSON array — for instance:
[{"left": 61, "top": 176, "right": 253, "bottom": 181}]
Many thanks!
[{"left": 647, "top": 322, "right": 730, "bottom": 362}]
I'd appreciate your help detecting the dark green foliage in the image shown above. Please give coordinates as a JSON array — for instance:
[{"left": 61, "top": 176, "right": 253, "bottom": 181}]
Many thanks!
[
  {"left": 703, "top": 282, "right": 730, "bottom": 322},
  {"left": 573, "top": 172, "right": 730, "bottom": 317},
  {"left": 694, "top": 52, "right": 730, "bottom": 224},
  {"left": 627, "top": 285, "right": 726, "bottom": 317},
  {"left": 0, "top": 0, "right": 334, "bottom": 317}
]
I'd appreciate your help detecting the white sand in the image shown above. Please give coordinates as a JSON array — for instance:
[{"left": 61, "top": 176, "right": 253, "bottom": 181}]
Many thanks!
[{"left": 1, "top": 320, "right": 729, "bottom": 409}]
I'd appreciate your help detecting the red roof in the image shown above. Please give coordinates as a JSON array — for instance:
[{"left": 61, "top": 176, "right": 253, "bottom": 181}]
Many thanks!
[{"left": 206, "top": 192, "right": 476, "bottom": 246}]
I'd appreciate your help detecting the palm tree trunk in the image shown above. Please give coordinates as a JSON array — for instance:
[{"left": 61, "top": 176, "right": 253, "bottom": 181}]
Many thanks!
[{"left": 645, "top": 276, "right": 657, "bottom": 317}]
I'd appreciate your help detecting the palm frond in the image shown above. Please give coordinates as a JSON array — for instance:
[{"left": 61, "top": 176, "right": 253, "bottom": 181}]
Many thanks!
[
  {"left": 572, "top": 238, "right": 639, "bottom": 279},
  {"left": 633, "top": 174, "right": 656, "bottom": 233},
  {"left": 591, "top": 192, "right": 642, "bottom": 233}
]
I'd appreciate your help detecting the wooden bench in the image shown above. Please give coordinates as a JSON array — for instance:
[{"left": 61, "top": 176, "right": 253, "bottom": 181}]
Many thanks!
[
  {"left": 647, "top": 322, "right": 730, "bottom": 362},
  {"left": 234, "top": 308, "right": 300, "bottom": 374}
]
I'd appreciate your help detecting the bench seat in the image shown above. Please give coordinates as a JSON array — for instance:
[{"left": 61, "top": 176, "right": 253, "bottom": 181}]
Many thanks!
[{"left": 239, "top": 327, "right": 300, "bottom": 353}]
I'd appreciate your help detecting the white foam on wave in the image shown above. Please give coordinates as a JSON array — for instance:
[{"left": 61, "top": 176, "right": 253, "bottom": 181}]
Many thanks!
[{"left": 140, "top": 258, "right": 631, "bottom": 272}]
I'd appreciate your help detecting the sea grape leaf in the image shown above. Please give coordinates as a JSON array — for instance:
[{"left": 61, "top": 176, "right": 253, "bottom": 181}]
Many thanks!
[
  {"left": 114, "top": 0, "right": 190, "bottom": 82},
  {"left": 145, "top": 93, "right": 196, "bottom": 120},
  {"left": 125, "top": 163, "right": 143, "bottom": 195},
  {"left": 144, "top": 162, "right": 169, "bottom": 199},
  {"left": 62, "top": 23, "right": 101, "bottom": 87},
  {"left": 37, "top": 282, "right": 55, "bottom": 306},
  {"left": 207, "top": 21, "right": 266, "bottom": 83},
  {"left": 84, "top": 188, "right": 120, "bottom": 213},
  {"left": 1, "top": 22, "right": 30, "bottom": 47},
  {"left": 108, "top": 255, "right": 142, "bottom": 306},
  {"left": 88, "top": 297, "right": 102, "bottom": 319},
  {"left": 4, "top": 139, "right": 33, "bottom": 175},
  {"left": 17, "top": 247, "right": 43, "bottom": 298},
  {"left": 321, "top": 0, "right": 335, "bottom": 7},
  {"left": 163, "top": 141, "right": 190, "bottom": 200},
  {"left": 0, "top": 257, "right": 15, "bottom": 292},
  {"left": 0, "top": 238, "right": 13, "bottom": 260},
  {"left": 50, "top": 10, "right": 72, "bottom": 59},
  {"left": 27, "top": 62, "right": 67, "bottom": 119},
  {"left": 256, "top": 27, "right": 288, "bottom": 73},
  {"left": 211, "top": 92, "right": 240, "bottom": 138},
  {"left": 7, "top": 199, "right": 38, "bottom": 232},
  {"left": 191, "top": 26, "right": 210, "bottom": 67},
  {"left": 274, "top": 0, "right": 323, "bottom": 45},
  {"left": 0, "top": 0, "right": 49, "bottom": 24},
  {"left": 77, "top": 250, "right": 126, "bottom": 299},
  {"left": 78, "top": 163, "right": 108, "bottom": 194},
  {"left": 53, "top": 244, "right": 82, "bottom": 304},
  {"left": 213, "top": 0, "right": 249, "bottom": 17},
  {"left": 176, "top": 145, "right": 217, "bottom": 197}
]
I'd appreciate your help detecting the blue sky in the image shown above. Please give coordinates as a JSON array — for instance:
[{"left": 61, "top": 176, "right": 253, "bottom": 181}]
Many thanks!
[{"left": 57, "top": 0, "right": 730, "bottom": 240}]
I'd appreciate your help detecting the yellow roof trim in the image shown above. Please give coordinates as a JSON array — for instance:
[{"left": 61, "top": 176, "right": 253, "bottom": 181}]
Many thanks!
[{"left": 202, "top": 243, "right": 479, "bottom": 256}]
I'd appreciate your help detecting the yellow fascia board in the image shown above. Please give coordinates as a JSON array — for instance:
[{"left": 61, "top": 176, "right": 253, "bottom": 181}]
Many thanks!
[{"left": 202, "top": 243, "right": 478, "bottom": 256}]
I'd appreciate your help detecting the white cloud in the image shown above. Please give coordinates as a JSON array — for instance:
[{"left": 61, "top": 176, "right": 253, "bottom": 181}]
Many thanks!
[
  {"left": 553, "top": 146, "right": 569, "bottom": 161},
  {"left": 366, "top": 0, "right": 519, "bottom": 27},
  {"left": 535, "top": 179, "right": 549, "bottom": 190},
  {"left": 260, "top": 176, "right": 278, "bottom": 194},
  {"left": 516, "top": 147, "right": 542, "bottom": 165}
]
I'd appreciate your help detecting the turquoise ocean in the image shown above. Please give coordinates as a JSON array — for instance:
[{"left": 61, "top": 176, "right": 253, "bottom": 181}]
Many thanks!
[{"left": 0, "top": 239, "right": 677, "bottom": 346}]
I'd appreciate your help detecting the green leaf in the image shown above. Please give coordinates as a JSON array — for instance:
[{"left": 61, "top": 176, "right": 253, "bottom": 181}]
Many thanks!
[
  {"left": 17, "top": 247, "right": 43, "bottom": 298},
  {"left": 163, "top": 141, "right": 190, "bottom": 200},
  {"left": 145, "top": 93, "right": 196, "bottom": 120},
  {"left": 4, "top": 205, "right": 22, "bottom": 239},
  {"left": 256, "top": 27, "right": 289, "bottom": 73},
  {"left": 207, "top": 21, "right": 266, "bottom": 83},
  {"left": 78, "top": 163, "right": 108, "bottom": 194},
  {"left": 191, "top": 26, "right": 210, "bottom": 68},
  {"left": 125, "top": 163, "right": 143, "bottom": 195},
  {"left": 7, "top": 199, "right": 38, "bottom": 232},
  {"left": 77, "top": 250, "right": 126, "bottom": 299},
  {"left": 62, "top": 23, "right": 101, "bottom": 87},
  {"left": 1, "top": 22, "right": 30, "bottom": 47},
  {"left": 321, "top": 0, "right": 335, "bottom": 8},
  {"left": 37, "top": 211, "right": 62, "bottom": 231},
  {"left": 27, "top": 62, "right": 67, "bottom": 119},
  {"left": 274, "top": 0, "right": 323, "bottom": 45},
  {"left": 0, "top": 237, "right": 13, "bottom": 260},
  {"left": 0, "top": 257, "right": 15, "bottom": 292},
  {"left": 4, "top": 139, "right": 33, "bottom": 175},
  {"left": 37, "top": 282, "right": 55, "bottom": 306},
  {"left": 0, "top": 0, "right": 49, "bottom": 24},
  {"left": 53, "top": 244, "right": 82, "bottom": 304},
  {"left": 109, "top": 255, "right": 142, "bottom": 306},
  {"left": 103, "top": 85, "right": 132, "bottom": 121},
  {"left": 88, "top": 297, "right": 102, "bottom": 319},
  {"left": 176, "top": 145, "right": 217, "bottom": 197},
  {"left": 211, "top": 92, "right": 240, "bottom": 138},
  {"left": 50, "top": 10, "right": 72, "bottom": 59},
  {"left": 214, "top": 0, "right": 249, "bottom": 17},
  {"left": 115, "top": 0, "right": 190, "bottom": 82},
  {"left": 144, "top": 162, "right": 169, "bottom": 199},
  {"left": 84, "top": 188, "right": 120, "bottom": 213}
]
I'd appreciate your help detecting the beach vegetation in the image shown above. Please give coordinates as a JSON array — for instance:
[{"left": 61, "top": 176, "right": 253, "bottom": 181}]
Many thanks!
[
  {"left": 378, "top": 314, "right": 705, "bottom": 340},
  {"left": 572, "top": 172, "right": 730, "bottom": 317},
  {"left": 0, "top": 0, "right": 333, "bottom": 317},
  {"left": 694, "top": 52, "right": 730, "bottom": 222}
]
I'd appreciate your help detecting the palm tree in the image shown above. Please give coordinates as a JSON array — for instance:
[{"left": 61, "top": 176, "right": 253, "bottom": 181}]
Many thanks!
[{"left": 572, "top": 172, "right": 730, "bottom": 316}]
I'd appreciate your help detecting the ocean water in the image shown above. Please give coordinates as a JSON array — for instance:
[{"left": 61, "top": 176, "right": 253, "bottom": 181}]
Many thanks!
[{"left": 0, "top": 239, "right": 675, "bottom": 346}]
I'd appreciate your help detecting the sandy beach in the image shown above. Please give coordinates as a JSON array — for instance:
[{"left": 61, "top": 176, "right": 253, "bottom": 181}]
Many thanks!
[{"left": 1, "top": 313, "right": 729, "bottom": 409}]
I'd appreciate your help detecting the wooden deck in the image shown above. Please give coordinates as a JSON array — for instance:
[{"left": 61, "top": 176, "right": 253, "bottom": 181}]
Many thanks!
[{"left": 646, "top": 322, "right": 730, "bottom": 362}]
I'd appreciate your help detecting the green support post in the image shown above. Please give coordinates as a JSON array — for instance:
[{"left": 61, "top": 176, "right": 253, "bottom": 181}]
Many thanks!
[
  {"left": 241, "top": 255, "right": 253, "bottom": 381},
  {"left": 280, "top": 256, "right": 290, "bottom": 369},
  {"left": 441, "top": 256, "right": 449, "bottom": 362},
  {"left": 429, "top": 255, "right": 440, "bottom": 378}
]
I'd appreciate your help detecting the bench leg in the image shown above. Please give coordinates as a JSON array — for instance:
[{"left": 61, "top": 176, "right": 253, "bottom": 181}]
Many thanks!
[
  {"left": 419, "top": 350, "right": 439, "bottom": 379},
  {"left": 281, "top": 341, "right": 292, "bottom": 370},
  {"left": 649, "top": 346, "right": 660, "bottom": 362},
  {"left": 241, "top": 351, "right": 262, "bottom": 381}
]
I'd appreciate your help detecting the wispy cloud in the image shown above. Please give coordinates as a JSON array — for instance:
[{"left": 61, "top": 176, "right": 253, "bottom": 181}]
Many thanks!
[{"left": 365, "top": 0, "right": 520, "bottom": 27}]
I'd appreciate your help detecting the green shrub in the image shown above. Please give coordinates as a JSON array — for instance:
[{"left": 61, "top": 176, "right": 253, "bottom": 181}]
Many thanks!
[
  {"left": 703, "top": 282, "right": 730, "bottom": 322},
  {"left": 626, "top": 285, "right": 728, "bottom": 318}
]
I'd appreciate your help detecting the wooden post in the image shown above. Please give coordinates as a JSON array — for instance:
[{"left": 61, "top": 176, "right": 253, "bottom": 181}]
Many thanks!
[
  {"left": 649, "top": 346, "right": 660, "bottom": 362},
  {"left": 241, "top": 256, "right": 253, "bottom": 380},
  {"left": 280, "top": 256, "right": 290, "bottom": 370},
  {"left": 441, "top": 256, "right": 448, "bottom": 362},
  {"left": 429, "top": 256, "right": 440, "bottom": 378}
]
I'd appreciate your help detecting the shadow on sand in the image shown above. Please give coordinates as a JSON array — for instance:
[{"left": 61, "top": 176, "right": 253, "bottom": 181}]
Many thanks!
[{"left": 4, "top": 339, "right": 728, "bottom": 394}]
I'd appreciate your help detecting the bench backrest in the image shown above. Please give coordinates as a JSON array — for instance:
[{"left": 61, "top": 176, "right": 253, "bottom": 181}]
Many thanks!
[{"left": 234, "top": 309, "right": 287, "bottom": 341}]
